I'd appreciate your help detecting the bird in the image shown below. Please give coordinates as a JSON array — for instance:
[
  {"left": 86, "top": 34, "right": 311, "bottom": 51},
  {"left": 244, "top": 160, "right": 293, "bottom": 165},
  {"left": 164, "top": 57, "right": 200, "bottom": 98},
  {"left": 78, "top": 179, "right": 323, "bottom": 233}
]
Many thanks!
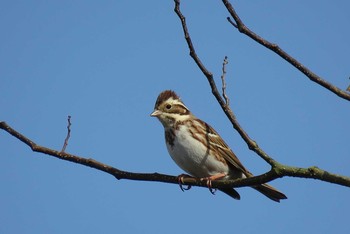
[{"left": 150, "top": 90, "right": 287, "bottom": 202}]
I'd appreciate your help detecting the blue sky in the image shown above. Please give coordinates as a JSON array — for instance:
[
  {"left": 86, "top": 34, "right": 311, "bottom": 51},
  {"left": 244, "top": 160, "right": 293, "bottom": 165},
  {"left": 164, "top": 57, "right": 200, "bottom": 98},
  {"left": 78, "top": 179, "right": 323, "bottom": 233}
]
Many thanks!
[{"left": 1, "top": 1, "right": 349, "bottom": 233}]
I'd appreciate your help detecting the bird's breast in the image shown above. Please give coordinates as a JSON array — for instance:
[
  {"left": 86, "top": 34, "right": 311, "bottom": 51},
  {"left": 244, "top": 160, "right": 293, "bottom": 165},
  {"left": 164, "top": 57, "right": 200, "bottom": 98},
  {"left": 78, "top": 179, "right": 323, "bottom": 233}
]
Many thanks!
[{"left": 165, "top": 125, "right": 229, "bottom": 178}]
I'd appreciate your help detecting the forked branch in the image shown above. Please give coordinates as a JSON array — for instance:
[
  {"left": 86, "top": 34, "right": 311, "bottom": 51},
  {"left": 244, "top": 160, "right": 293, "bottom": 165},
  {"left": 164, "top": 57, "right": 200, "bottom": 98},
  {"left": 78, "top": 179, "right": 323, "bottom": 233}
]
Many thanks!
[{"left": 173, "top": 0, "right": 350, "bottom": 187}]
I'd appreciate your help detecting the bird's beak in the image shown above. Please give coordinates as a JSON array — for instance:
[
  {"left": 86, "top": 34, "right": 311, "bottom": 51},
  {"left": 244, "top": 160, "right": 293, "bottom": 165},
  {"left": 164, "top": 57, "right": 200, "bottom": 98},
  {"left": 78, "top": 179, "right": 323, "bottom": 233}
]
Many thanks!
[{"left": 150, "top": 110, "right": 161, "bottom": 117}]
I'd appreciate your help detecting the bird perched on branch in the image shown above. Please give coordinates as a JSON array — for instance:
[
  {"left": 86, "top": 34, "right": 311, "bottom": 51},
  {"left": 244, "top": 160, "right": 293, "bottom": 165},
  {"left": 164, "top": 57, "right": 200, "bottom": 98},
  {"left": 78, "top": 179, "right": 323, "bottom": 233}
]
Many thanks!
[{"left": 151, "top": 90, "right": 287, "bottom": 202}]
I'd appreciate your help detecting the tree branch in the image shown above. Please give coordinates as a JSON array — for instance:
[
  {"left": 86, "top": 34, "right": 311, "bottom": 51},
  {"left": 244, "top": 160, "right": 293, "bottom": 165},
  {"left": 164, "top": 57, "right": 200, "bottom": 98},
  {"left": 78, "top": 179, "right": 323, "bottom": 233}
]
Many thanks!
[
  {"left": 1, "top": 121, "right": 349, "bottom": 190},
  {"left": 222, "top": 0, "right": 350, "bottom": 101}
]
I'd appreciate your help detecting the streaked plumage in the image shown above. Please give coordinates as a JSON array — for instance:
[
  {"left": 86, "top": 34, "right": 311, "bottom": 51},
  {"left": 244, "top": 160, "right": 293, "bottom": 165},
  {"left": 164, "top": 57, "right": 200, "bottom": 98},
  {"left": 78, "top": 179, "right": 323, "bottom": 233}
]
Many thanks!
[{"left": 151, "top": 90, "right": 287, "bottom": 202}]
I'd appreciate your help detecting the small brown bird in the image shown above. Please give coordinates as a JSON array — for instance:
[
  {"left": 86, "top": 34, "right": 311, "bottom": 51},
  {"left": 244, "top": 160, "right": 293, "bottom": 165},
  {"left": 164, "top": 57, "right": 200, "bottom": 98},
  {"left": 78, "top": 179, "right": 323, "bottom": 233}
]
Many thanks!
[{"left": 151, "top": 90, "right": 287, "bottom": 202}]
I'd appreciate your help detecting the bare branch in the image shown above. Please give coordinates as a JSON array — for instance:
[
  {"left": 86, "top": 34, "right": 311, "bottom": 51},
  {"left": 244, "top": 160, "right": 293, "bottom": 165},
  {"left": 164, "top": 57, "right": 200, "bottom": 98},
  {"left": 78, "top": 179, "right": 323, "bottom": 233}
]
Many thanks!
[
  {"left": 221, "top": 56, "right": 230, "bottom": 106},
  {"left": 1, "top": 121, "right": 350, "bottom": 190},
  {"left": 61, "top": 115, "right": 72, "bottom": 152},
  {"left": 0, "top": 121, "right": 273, "bottom": 189},
  {"left": 222, "top": 0, "right": 350, "bottom": 101}
]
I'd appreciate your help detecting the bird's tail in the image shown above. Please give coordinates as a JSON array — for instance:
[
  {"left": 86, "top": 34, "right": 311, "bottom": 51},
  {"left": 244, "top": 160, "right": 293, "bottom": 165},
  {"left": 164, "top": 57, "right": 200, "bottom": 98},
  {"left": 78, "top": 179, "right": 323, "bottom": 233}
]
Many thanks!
[
  {"left": 253, "top": 183, "right": 287, "bottom": 202},
  {"left": 220, "top": 188, "right": 241, "bottom": 200}
]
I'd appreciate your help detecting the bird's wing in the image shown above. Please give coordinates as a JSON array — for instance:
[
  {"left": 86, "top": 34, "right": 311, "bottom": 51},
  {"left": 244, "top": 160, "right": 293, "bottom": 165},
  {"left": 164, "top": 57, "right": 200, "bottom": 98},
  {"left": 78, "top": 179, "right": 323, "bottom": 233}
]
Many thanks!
[{"left": 197, "top": 119, "right": 249, "bottom": 175}]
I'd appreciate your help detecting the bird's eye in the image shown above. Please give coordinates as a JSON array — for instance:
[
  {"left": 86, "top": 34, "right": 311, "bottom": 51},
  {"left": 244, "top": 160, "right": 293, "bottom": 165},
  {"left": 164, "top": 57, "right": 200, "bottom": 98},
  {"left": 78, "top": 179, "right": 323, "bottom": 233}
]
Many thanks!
[{"left": 166, "top": 104, "right": 172, "bottom": 109}]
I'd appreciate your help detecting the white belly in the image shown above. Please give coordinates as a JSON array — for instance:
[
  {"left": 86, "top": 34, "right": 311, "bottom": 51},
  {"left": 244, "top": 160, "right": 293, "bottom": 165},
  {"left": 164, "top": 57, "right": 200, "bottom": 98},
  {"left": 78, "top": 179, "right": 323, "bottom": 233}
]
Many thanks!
[{"left": 166, "top": 125, "right": 229, "bottom": 178}]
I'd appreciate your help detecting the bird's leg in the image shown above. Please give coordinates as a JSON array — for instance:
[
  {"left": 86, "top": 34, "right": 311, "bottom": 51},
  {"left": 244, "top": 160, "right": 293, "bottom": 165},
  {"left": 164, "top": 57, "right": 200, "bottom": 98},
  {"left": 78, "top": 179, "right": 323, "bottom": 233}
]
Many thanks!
[
  {"left": 177, "top": 173, "right": 193, "bottom": 192},
  {"left": 200, "top": 173, "right": 227, "bottom": 195}
]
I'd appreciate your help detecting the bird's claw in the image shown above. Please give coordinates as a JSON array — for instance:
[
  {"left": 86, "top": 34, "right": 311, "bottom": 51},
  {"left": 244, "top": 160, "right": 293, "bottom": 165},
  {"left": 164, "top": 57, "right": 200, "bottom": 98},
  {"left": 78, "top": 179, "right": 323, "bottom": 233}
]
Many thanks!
[
  {"left": 200, "top": 173, "right": 226, "bottom": 196},
  {"left": 177, "top": 174, "right": 192, "bottom": 192},
  {"left": 200, "top": 177, "right": 217, "bottom": 195},
  {"left": 209, "top": 187, "right": 217, "bottom": 195}
]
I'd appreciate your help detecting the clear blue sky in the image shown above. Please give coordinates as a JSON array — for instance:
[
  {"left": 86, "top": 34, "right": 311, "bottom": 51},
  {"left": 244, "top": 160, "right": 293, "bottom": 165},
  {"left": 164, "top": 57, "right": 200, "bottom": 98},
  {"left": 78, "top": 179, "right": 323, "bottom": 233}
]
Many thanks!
[{"left": 1, "top": 1, "right": 349, "bottom": 233}]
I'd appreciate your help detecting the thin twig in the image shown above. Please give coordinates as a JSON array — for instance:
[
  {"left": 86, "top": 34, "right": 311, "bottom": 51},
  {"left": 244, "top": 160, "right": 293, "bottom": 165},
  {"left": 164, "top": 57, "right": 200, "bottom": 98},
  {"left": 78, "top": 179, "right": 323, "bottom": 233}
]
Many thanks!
[
  {"left": 227, "top": 17, "right": 237, "bottom": 28},
  {"left": 221, "top": 56, "right": 230, "bottom": 106},
  {"left": 347, "top": 77, "right": 350, "bottom": 92},
  {"left": 61, "top": 115, "right": 71, "bottom": 152},
  {"left": 222, "top": 0, "right": 350, "bottom": 101}
]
